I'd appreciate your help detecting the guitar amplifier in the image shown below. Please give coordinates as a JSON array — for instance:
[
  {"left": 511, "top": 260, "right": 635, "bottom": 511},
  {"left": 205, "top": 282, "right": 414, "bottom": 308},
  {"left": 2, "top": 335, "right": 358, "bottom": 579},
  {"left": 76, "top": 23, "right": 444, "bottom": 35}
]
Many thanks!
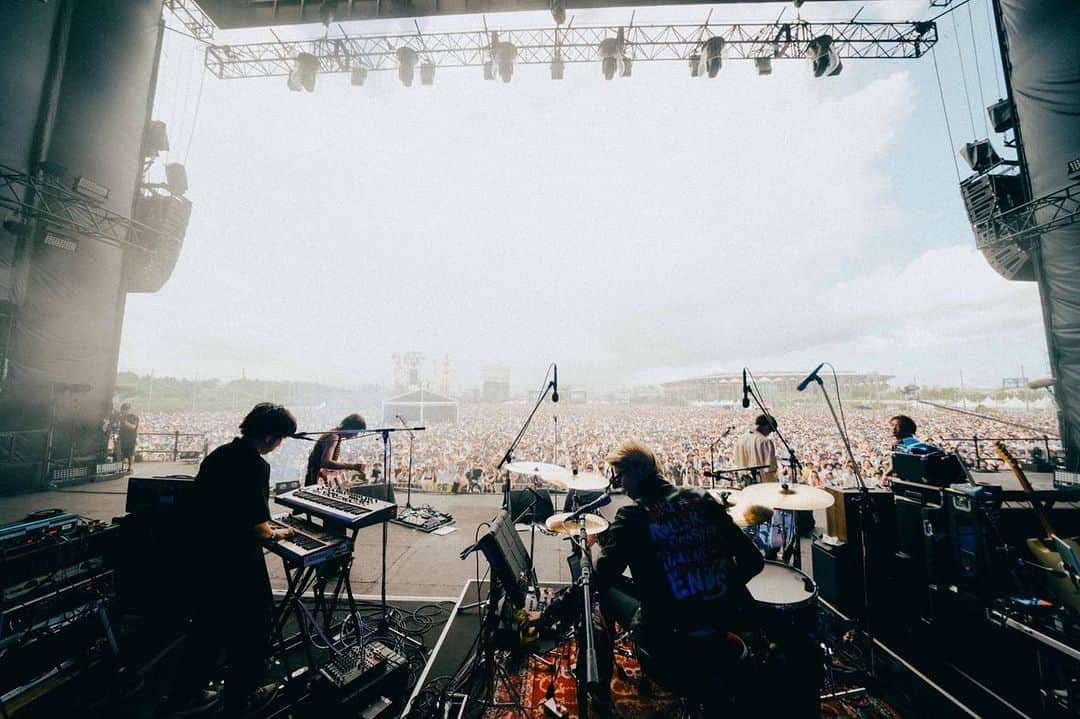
[
  {"left": 824, "top": 487, "right": 896, "bottom": 559},
  {"left": 891, "top": 453, "right": 966, "bottom": 487},
  {"left": 125, "top": 475, "right": 197, "bottom": 515}
]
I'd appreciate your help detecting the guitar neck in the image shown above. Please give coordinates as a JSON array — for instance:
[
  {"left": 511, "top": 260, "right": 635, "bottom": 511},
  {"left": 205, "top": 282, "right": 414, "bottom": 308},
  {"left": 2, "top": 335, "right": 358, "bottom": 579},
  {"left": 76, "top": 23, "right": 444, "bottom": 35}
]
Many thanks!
[{"left": 995, "top": 442, "right": 1057, "bottom": 539}]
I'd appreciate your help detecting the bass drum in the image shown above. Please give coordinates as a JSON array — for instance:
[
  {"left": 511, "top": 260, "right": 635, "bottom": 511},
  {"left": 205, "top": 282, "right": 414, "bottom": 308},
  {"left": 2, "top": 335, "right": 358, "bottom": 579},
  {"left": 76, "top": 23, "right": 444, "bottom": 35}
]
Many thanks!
[{"left": 747, "top": 561, "right": 822, "bottom": 719}]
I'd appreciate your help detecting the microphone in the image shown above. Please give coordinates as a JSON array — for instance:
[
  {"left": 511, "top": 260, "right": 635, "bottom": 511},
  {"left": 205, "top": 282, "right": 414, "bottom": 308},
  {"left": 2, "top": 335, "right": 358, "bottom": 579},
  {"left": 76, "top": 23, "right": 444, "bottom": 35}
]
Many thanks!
[
  {"left": 566, "top": 491, "right": 611, "bottom": 520},
  {"left": 552, "top": 364, "right": 559, "bottom": 403},
  {"left": 796, "top": 362, "right": 825, "bottom": 392},
  {"left": 741, "top": 368, "right": 750, "bottom": 408}
]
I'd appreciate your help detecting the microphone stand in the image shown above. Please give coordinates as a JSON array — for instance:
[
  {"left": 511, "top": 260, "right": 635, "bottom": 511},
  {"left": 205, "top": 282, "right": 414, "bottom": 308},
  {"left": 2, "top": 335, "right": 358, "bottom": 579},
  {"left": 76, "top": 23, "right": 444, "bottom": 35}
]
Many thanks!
[
  {"left": 495, "top": 368, "right": 557, "bottom": 511},
  {"left": 571, "top": 521, "right": 600, "bottom": 718},
  {"left": 397, "top": 416, "right": 415, "bottom": 510},
  {"left": 807, "top": 372, "right": 877, "bottom": 678},
  {"left": 744, "top": 378, "right": 805, "bottom": 566},
  {"left": 708, "top": 426, "right": 734, "bottom": 488}
]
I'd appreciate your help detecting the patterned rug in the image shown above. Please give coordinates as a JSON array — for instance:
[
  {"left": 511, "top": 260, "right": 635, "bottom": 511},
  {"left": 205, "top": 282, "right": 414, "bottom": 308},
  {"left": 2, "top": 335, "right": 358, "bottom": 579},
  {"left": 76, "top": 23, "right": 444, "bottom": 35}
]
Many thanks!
[{"left": 483, "top": 640, "right": 902, "bottom": 719}]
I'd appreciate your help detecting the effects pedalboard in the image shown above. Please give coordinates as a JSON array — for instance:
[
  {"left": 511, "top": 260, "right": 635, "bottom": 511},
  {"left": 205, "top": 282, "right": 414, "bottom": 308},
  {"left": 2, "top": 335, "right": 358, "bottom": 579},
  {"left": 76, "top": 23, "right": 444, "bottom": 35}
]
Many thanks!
[
  {"left": 391, "top": 506, "right": 454, "bottom": 533},
  {"left": 320, "top": 640, "right": 406, "bottom": 690}
]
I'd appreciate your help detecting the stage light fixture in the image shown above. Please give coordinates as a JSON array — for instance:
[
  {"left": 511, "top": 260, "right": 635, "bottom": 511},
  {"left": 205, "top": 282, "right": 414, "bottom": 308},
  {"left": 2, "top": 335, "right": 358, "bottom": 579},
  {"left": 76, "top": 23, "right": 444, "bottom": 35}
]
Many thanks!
[
  {"left": 621, "top": 56, "right": 633, "bottom": 78},
  {"left": 397, "top": 46, "right": 419, "bottom": 87},
  {"left": 755, "top": 56, "right": 772, "bottom": 75},
  {"left": 319, "top": 0, "right": 338, "bottom": 26},
  {"left": 598, "top": 32, "right": 624, "bottom": 81},
  {"left": 550, "top": 0, "right": 566, "bottom": 26},
  {"left": 495, "top": 41, "right": 517, "bottom": 83},
  {"left": 483, "top": 61, "right": 495, "bottom": 80},
  {"left": 702, "top": 36, "right": 724, "bottom": 78},
  {"left": 165, "top": 163, "right": 188, "bottom": 196},
  {"left": 807, "top": 35, "right": 842, "bottom": 77},
  {"left": 689, "top": 53, "right": 701, "bottom": 78},
  {"left": 987, "top": 98, "right": 1015, "bottom": 133},
  {"left": 961, "top": 139, "right": 1003, "bottom": 173},
  {"left": 287, "top": 52, "right": 319, "bottom": 92},
  {"left": 421, "top": 62, "right": 436, "bottom": 85},
  {"left": 551, "top": 55, "right": 565, "bottom": 80},
  {"left": 351, "top": 67, "right": 368, "bottom": 86}
]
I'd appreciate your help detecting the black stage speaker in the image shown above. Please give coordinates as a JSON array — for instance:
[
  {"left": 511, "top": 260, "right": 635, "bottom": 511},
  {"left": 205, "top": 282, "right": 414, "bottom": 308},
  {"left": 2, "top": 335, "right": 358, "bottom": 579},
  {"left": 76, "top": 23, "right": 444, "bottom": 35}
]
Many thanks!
[
  {"left": 825, "top": 487, "right": 896, "bottom": 560},
  {"left": 812, "top": 540, "right": 853, "bottom": 612},
  {"left": 125, "top": 475, "right": 196, "bottom": 514},
  {"left": 509, "top": 489, "right": 554, "bottom": 525},
  {"left": 891, "top": 452, "right": 966, "bottom": 487}
]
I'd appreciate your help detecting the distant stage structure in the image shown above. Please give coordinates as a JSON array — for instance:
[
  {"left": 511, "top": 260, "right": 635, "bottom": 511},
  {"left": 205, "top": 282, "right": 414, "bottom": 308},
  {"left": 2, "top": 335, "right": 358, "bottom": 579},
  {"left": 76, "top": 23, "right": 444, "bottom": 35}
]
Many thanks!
[{"left": 661, "top": 371, "right": 893, "bottom": 404}]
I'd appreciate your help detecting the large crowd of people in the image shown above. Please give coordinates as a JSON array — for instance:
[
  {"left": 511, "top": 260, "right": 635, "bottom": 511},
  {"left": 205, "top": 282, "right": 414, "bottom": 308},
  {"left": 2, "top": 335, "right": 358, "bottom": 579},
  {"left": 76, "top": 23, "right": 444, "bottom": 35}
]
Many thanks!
[{"left": 128, "top": 402, "right": 1060, "bottom": 492}]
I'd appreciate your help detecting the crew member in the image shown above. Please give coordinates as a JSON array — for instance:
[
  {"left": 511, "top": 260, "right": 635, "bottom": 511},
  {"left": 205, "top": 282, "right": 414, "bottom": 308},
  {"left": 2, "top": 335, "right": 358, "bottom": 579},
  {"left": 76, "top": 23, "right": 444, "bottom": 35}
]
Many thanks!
[
  {"left": 731, "top": 414, "right": 779, "bottom": 483},
  {"left": 890, "top": 414, "right": 942, "bottom": 454},
  {"left": 591, "top": 440, "right": 764, "bottom": 714},
  {"left": 118, "top": 403, "right": 139, "bottom": 472},
  {"left": 165, "top": 403, "right": 298, "bottom": 717},
  {"left": 305, "top": 413, "right": 368, "bottom": 487}
]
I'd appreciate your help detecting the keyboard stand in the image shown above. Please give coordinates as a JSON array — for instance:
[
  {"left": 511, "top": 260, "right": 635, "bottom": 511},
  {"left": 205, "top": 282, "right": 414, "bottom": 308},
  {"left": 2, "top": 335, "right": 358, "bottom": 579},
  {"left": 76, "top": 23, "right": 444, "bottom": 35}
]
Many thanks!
[{"left": 269, "top": 518, "right": 365, "bottom": 679}]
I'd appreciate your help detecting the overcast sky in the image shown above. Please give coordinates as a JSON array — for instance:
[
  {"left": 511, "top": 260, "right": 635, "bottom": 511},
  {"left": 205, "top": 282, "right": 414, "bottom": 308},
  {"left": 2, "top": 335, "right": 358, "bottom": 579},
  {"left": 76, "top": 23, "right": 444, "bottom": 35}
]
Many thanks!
[{"left": 118, "top": 0, "right": 1049, "bottom": 392}]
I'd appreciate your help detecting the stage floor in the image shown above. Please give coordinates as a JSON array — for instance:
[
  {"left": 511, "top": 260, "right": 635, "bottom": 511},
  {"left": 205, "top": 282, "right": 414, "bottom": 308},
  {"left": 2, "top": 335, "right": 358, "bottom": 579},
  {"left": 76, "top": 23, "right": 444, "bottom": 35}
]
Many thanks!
[{"left": 0, "top": 463, "right": 819, "bottom": 599}]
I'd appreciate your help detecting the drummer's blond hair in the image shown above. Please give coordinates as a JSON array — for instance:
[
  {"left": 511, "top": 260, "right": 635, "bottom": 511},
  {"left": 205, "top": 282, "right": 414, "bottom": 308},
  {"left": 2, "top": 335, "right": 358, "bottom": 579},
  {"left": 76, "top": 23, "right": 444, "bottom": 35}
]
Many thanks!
[{"left": 606, "top": 440, "right": 661, "bottom": 481}]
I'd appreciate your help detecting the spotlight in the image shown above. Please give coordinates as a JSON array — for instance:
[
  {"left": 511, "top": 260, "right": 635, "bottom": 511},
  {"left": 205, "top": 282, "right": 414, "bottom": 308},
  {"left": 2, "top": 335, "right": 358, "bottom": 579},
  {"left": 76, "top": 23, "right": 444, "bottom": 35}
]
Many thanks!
[
  {"left": 287, "top": 52, "right": 319, "bottom": 92},
  {"left": 319, "top": 0, "right": 337, "bottom": 26},
  {"left": 961, "top": 139, "right": 1003, "bottom": 173},
  {"left": 689, "top": 52, "right": 701, "bottom": 78},
  {"left": 621, "top": 55, "right": 633, "bottom": 78},
  {"left": 421, "top": 62, "right": 436, "bottom": 85},
  {"left": 483, "top": 61, "right": 495, "bottom": 81},
  {"left": 987, "top": 98, "right": 1015, "bottom": 133},
  {"left": 351, "top": 67, "right": 368, "bottom": 86},
  {"left": 703, "top": 36, "right": 724, "bottom": 78},
  {"left": 551, "top": 55, "right": 565, "bottom": 80},
  {"left": 396, "top": 46, "right": 419, "bottom": 87},
  {"left": 755, "top": 56, "right": 772, "bottom": 76},
  {"left": 550, "top": 0, "right": 566, "bottom": 26},
  {"left": 495, "top": 41, "right": 517, "bottom": 83},
  {"left": 598, "top": 32, "right": 624, "bottom": 81},
  {"left": 165, "top": 163, "right": 188, "bottom": 196},
  {"left": 807, "top": 35, "right": 842, "bottom": 77}
]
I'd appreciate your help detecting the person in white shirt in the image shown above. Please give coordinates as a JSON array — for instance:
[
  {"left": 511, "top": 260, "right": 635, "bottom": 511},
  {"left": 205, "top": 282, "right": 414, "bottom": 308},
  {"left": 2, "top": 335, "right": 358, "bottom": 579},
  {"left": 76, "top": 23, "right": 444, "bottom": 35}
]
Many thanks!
[{"left": 731, "top": 414, "right": 779, "bottom": 484}]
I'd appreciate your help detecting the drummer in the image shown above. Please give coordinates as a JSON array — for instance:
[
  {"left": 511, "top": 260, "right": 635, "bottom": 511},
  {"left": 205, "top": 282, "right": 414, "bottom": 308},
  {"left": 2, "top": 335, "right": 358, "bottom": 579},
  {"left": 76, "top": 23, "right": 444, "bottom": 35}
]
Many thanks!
[{"left": 590, "top": 440, "right": 764, "bottom": 713}]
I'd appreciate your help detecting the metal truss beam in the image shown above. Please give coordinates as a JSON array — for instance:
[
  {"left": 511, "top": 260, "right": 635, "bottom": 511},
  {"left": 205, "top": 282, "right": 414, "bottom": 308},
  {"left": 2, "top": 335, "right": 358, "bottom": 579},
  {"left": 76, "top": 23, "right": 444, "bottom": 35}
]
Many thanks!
[
  {"left": 0, "top": 165, "right": 181, "bottom": 255},
  {"left": 166, "top": 0, "right": 217, "bottom": 40},
  {"left": 975, "top": 181, "right": 1080, "bottom": 249},
  {"left": 205, "top": 20, "right": 937, "bottom": 79}
]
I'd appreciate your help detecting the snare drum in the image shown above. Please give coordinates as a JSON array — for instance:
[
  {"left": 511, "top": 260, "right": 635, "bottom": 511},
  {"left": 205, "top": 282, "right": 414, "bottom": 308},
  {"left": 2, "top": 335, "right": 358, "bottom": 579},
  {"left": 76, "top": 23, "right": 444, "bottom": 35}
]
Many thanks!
[{"left": 746, "top": 560, "right": 819, "bottom": 639}]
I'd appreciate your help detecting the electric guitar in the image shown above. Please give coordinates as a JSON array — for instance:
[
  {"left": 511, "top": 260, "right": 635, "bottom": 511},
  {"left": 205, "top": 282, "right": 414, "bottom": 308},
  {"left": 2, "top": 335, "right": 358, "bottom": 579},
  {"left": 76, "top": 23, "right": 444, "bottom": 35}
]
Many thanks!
[{"left": 994, "top": 442, "right": 1080, "bottom": 612}]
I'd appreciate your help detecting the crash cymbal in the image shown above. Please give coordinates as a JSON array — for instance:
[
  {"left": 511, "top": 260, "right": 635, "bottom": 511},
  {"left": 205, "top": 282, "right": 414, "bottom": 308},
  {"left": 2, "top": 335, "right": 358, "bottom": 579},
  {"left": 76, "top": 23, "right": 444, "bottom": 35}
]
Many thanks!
[
  {"left": 738, "top": 482, "right": 834, "bottom": 511},
  {"left": 562, "top": 471, "right": 610, "bottom": 492},
  {"left": 707, "top": 488, "right": 742, "bottom": 506},
  {"left": 545, "top": 512, "right": 610, "bottom": 537},
  {"left": 726, "top": 503, "right": 776, "bottom": 528},
  {"left": 504, "top": 461, "right": 572, "bottom": 482}
]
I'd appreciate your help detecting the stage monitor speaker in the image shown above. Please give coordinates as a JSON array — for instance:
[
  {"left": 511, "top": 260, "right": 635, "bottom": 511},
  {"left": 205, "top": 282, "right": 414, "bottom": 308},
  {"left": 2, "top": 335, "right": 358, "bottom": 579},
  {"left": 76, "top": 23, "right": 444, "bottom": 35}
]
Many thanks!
[
  {"left": 891, "top": 453, "right": 967, "bottom": 487},
  {"left": 812, "top": 540, "right": 854, "bottom": 612},
  {"left": 125, "top": 475, "right": 196, "bottom": 515},
  {"left": 509, "top": 489, "right": 554, "bottom": 525},
  {"left": 824, "top": 487, "right": 896, "bottom": 560}
]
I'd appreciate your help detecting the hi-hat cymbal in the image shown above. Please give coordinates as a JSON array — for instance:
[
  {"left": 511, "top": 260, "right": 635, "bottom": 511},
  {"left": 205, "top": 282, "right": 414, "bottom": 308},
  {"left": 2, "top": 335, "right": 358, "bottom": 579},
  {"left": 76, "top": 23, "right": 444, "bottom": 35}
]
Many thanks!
[
  {"left": 545, "top": 512, "right": 610, "bottom": 537},
  {"left": 707, "top": 488, "right": 742, "bottom": 506},
  {"left": 739, "top": 482, "right": 834, "bottom": 511},
  {"left": 562, "top": 472, "right": 610, "bottom": 492},
  {"left": 504, "top": 461, "right": 572, "bottom": 482}
]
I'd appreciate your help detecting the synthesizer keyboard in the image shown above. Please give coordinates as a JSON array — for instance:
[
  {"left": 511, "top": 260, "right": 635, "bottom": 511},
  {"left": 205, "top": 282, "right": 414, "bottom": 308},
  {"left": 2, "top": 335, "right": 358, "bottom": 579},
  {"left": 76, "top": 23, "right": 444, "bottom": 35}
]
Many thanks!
[
  {"left": 263, "top": 515, "right": 350, "bottom": 567},
  {"left": 274, "top": 486, "right": 397, "bottom": 529}
]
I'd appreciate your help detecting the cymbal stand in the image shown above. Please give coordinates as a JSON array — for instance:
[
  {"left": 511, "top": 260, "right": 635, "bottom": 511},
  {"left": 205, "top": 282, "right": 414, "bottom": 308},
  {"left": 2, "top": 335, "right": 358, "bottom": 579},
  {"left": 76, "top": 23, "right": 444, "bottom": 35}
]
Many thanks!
[
  {"left": 495, "top": 365, "right": 557, "bottom": 510},
  {"left": 807, "top": 369, "right": 877, "bottom": 678},
  {"left": 569, "top": 523, "right": 601, "bottom": 719}
]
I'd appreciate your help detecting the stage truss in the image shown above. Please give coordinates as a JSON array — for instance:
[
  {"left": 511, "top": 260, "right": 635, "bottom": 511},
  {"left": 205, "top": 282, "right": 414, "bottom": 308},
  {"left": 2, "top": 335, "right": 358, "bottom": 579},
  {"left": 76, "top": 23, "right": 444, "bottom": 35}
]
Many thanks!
[
  {"left": 204, "top": 19, "right": 937, "bottom": 79},
  {"left": 975, "top": 181, "right": 1080, "bottom": 250}
]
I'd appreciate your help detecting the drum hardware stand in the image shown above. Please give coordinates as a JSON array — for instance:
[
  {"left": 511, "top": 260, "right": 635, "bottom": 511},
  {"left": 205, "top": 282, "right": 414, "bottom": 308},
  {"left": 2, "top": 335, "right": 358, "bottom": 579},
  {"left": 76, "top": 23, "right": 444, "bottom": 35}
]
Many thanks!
[
  {"left": 805, "top": 365, "right": 877, "bottom": 679},
  {"left": 568, "top": 521, "right": 601, "bottom": 719},
  {"left": 707, "top": 426, "right": 735, "bottom": 487},
  {"left": 495, "top": 364, "right": 558, "bottom": 511},
  {"left": 459, "top": 499, "right": 542, "bottom": 613}
]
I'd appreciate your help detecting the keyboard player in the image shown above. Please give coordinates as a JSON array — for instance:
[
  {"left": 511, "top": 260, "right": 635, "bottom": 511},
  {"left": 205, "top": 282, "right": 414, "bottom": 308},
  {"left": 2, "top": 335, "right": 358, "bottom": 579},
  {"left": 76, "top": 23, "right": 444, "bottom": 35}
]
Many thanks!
[{"left": 165, "top": 403, "right": 298, "bottom": 717}]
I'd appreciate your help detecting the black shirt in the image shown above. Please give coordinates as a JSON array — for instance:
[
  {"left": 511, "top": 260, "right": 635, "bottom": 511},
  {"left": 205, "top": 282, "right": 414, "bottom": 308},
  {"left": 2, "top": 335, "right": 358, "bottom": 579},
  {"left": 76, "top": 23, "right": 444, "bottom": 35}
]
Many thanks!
[
  {"left": 305, "top": 433, "right": 340, "bottom": 486},
  {"left": 195, "top": 437, "right": 272, "bottom": 581},
  {"left": 593, "top": 481, "right": 764, "bottom": 634}
]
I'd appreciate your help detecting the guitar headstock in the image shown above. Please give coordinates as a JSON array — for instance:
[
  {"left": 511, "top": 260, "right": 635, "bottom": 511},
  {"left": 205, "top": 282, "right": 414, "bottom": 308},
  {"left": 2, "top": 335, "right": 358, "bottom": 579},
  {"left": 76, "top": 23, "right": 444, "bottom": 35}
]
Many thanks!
[{"left": 994, "top": 441, "right": 1019, "bottom": 471}]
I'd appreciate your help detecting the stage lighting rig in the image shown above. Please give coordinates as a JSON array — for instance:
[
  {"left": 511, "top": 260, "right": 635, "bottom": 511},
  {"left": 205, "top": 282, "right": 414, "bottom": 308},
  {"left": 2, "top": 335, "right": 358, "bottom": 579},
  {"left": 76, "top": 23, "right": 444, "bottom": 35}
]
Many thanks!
[
  {"left": 807, "top": 35, "right": 842, "bottom": 77},
  {"left": 755, "top": 56, "right": 773, "bottom": 75},
  {"left": 397, "top": 46, "right": 419, "bottom": 86},
  {"left": 287, "top": 52, "right": 319, "bottom": 91},
  {"left": 495, "top": 40, "right": 518, "bottom": 82},
  {"left": 702, "top": 36, "right": 724, "bottom": 78},
  {"left": 987, "top": 98, "right": 1015, "bottom": 133},
  {"left": 621, "top": 55, "right": 633, "bottom": 77},
  {"left": 550, "top": 0, "right": 566, "bottom": 26},
  {"left": 421, "top": 62, "right": 436, "bottom": 85},
  {"left": 689, "top": 52, "right": 701, "bottom": 77},
  {"left": 551, "top": 53, "right": 565, "bottom": 80},
  {"left": 351, "top": 66, "right": 368, "bottom": 86},
  {"left": 483, "top": 61, "right": 495, "bottom": 80},
  {"left": 598, "top": 28, "right": 626, "bottom": 81}
]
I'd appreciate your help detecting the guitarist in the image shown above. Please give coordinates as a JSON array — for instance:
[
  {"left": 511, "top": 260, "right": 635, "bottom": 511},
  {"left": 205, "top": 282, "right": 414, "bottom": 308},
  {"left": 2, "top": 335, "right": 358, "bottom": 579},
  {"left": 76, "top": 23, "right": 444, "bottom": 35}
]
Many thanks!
[{"left": 890, "top": 414, "right": 943, "bottom": 456}]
